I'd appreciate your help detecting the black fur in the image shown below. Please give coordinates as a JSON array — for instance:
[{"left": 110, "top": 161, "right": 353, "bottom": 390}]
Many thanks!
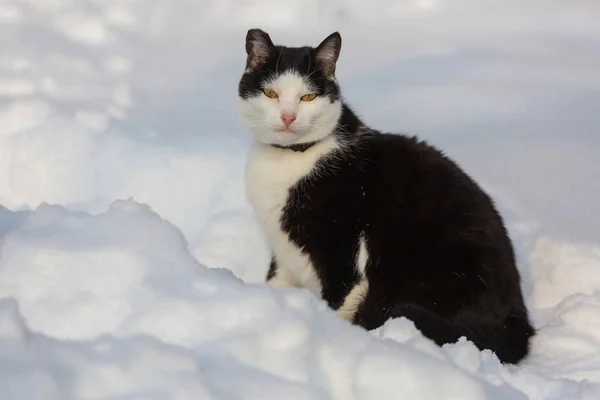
[{"left": 239, "top": 29, "right": 535, "bottom": 364}]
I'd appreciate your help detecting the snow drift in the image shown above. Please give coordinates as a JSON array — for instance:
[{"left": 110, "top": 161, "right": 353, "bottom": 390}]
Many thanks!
[{"left": 1, "top": 201, "right": 598, "bottom": 399}]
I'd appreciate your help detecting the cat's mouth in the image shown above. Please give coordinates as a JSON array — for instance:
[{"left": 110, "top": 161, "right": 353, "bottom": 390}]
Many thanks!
[{"left": 276, "top": 126, "right": 296, "bottom": 134}]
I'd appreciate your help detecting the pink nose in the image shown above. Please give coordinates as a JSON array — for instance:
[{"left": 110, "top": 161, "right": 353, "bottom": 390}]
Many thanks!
[{"left": 281, "top": 112, "right": 296, "bottom": 126}]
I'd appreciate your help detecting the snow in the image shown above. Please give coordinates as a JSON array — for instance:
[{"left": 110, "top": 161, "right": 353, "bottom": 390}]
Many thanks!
[{"left": 1, "top": 0, "right": 600, "bottom": 399}]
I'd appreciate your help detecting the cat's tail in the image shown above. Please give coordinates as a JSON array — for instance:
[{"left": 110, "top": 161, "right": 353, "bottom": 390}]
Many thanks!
[{"left": 391, "top": 304, "right": 535, "bottom": 364}]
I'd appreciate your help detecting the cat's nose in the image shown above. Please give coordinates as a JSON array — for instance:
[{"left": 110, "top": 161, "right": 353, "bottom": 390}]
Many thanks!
[{"left": 281, "top": 112, "right": 296, "bottom": 127}]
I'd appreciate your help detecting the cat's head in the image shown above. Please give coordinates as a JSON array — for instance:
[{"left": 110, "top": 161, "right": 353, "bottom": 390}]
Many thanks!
[{"left": 238, "top": 29, "right": 343, "bottom": 147}]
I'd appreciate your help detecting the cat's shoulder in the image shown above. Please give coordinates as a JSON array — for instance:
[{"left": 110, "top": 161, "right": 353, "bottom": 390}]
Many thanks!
[
  {"left": 344, "top": 128, "right": 479, "bottom": 191},
  {"left": 347, "top": 128, "right": 451, "bottom": 164}
]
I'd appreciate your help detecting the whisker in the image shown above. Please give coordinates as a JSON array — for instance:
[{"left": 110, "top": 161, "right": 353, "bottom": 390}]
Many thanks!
[{"left": 275, "top": 48, "right": 283, "bottom": 75}]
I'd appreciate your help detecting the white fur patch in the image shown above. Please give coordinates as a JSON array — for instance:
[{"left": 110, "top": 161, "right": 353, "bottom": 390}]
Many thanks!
[
  {"left": 337, "top": 279, "right": 369, "bottom": 322},
  {"left": 245, "top": 137, "right": 340, "bottom": 298},
  {"left": 238, "top": 70, "right": 341, "bottom": 148},
  {"left": 335, "top": 237, "right": 370, "bottom": 322},
  {"left": 355, "top": 234, "right": 368, "bottom": 277}
]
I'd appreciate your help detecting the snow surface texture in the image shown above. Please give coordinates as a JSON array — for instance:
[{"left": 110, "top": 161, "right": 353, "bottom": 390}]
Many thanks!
[{"left": 1, "top": 0, "right": 600, "bottom": 399}]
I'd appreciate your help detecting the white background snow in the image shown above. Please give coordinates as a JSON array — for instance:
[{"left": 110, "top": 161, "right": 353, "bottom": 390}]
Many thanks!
[{"left": 1, "top": 0, "right": 600, "bottom": 399}]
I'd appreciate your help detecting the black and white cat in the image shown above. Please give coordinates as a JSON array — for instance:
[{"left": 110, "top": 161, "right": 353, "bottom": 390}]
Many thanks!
[{"left": 238, "top": 29, "right": 535, "bottom": 364}]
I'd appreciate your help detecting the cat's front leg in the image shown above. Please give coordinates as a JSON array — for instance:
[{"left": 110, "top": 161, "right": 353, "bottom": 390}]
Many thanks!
[{"left": 266, "top": 255, "right": 300, "bottom": 288}]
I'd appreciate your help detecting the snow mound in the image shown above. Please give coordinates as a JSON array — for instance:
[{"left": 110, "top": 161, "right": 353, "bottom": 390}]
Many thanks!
[
  {"left": 0, "top": 200, "right": 585, "bottom": 400},
  {"left": 526, "top": 238, "right": 600, "bottom": 387},
  {"left": 0, "top": 201, "right": 508, "bottom": 398}
]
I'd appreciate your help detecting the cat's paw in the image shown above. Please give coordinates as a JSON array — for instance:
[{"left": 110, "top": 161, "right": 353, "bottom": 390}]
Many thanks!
[{"left": 266, "top": 273, "right": 299, "bottom": 288}]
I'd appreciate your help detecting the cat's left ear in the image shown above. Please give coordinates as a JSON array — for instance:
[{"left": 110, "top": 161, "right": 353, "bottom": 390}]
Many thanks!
[{"left": 314, "top": 32, "right": 342, "bottom": 78}]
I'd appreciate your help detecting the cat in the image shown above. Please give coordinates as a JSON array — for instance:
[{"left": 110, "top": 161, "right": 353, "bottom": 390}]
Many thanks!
[{"left": 237, "top": 28, "right": 535, "bottom": 364}]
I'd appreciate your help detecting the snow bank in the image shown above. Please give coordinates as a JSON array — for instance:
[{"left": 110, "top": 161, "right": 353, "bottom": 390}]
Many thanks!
[
  {"left": 526, "top": 238, "right": 600, "bottom": 386},
  {"left": 1, "top": 201, "right": 599, "bottom": 399},
  {"left": 0, "top": 201, "right": 523, "bottom": 399}
]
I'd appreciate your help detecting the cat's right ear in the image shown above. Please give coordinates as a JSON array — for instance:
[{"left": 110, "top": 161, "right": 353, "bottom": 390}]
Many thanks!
[
  {"left": 314, "top": 32, "right": 342, "bottom": 78},
  {"left": 245, "top": 28, "right": 274, "bottom": 72}
]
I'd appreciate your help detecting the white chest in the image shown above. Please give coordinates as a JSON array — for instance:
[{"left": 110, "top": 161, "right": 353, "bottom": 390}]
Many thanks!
[{"left": 244, "top": 139, "right": 338, "bottom": 296}]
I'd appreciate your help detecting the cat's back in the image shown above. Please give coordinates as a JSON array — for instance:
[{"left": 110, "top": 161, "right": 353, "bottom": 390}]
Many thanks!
[
  {"left": 353, "top": 131, "right": 501, "bottom": 221},
  {"left": 355, "top": 131, "right": 478, "bottom": 190},
  {"left": 350, "top": 131, "right": 515, "bottom": 270}
]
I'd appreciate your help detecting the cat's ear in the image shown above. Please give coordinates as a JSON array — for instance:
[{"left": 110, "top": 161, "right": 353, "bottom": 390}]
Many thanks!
[
  {"left": 314, "top": 32, "right": 342, "bottom": 78},
  {"left": 245, "top": 28, "right": 275, "bottom": 71}
]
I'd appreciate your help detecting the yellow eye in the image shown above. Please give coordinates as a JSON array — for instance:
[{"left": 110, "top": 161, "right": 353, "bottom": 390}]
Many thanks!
[
  {"left": 300, "top": 93, "right": 317, "bottom": 102},
  {"left": 263, "top": 88, "right": 278, "bottom": 99}
]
